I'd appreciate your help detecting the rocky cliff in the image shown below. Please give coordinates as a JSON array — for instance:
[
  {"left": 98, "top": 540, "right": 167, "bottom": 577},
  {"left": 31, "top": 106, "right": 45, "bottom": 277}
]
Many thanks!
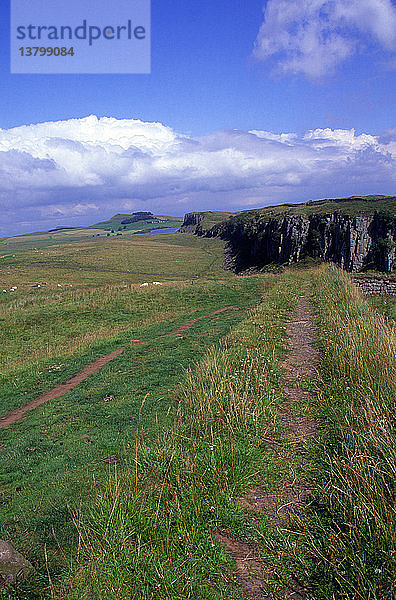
[
  {"left": 178, "top": 212, "right": 206, "bottom": 233},
  {"left": 188, "top": 209, "right": 396, "bottom": 273}
]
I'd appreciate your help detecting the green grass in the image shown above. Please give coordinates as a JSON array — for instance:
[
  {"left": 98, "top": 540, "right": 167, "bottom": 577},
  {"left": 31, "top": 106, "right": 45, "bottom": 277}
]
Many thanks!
[
  {"left": 0, "top": 269, "right": 266, "bottom": 598},
  {"left": 0, "top": 218, "right": 182, "bottom": 256},
  {"left": 367, "top": 295, "right": 396, "bottom": 322},
  {"left": 255, "top": 195, "right": 396, "bottom": 218},
  {"left": 0, "top": 234, "right": 226, "bottom": 277},
  {"left": 286, "top": 265, "right": 396, "bottom": 599},
  {"left": 88, "top": 213, "right": 182, "bottom": 232},
  {"left": 0, "top": 277, "right": 258, "bottom": 411},
  {"left": 1, "top": 233, "right": 394, "bottom": 600},
  {"left": 56, "top": 273, "right": 298, "bottom": 600}
]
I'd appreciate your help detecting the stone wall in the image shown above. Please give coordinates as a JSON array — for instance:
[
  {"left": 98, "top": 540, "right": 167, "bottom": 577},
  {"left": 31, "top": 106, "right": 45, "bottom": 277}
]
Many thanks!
[{"left": 354, "top": 277, "right": 396, "bottom": 295}]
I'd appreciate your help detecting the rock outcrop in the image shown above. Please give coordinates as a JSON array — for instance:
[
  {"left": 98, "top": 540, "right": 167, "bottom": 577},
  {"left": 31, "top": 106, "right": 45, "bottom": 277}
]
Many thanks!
[
  {"left": 177, "top": 212, "right": 206, "bottom": 233},
  {"left": 0, "top": 540, "right": 32, "bottom": 588},
  {"left": 192, "top": 210, "right": 396, "bottom": 273}
]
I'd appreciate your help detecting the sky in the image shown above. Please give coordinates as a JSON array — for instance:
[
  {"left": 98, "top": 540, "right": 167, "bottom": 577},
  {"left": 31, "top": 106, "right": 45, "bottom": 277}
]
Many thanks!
[{"left": 0, "top": 0, "right": 395, "bottom": 236}]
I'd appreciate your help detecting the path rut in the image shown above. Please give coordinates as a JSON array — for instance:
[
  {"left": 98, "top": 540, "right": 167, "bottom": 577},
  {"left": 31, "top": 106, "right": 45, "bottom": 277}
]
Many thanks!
[
  {"left": 0, "top": 306, "right": 239, "bottom": 428},
  {"left": 213, "top": 294, "right": 319, "bottom": 599}
]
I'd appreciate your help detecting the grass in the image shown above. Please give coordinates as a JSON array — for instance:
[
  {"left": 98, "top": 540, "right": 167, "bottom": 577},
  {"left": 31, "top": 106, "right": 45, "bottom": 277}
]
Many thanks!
[
  {"left": 57, "top": 273, "right": 298, "bottom": 599},
  {"left": 1, "top": 237, "right": 394, "bottom": 600},
  {"left": 0, "top": 213, "right": 183, "bottom": 251},
  {"left": 367, "top": 295, "right": 396, "bottom": 322},
  {"left": 0, "top": 234, "right": 226, "bottom": 277},
  {"left": 0, "top": 276, "right": 259, "bottom": 411},
  {"left": 0, "top": 268, "right": 266, "bottom": 598},
  {"left": 255, "top": 195, "right": 396, "bottom": 218},
  {"left": 88, "top": 213, "right": 182, "bottom": 232},
  {"left": 287, "top": 265, "right": 396, "bottom": 599}
]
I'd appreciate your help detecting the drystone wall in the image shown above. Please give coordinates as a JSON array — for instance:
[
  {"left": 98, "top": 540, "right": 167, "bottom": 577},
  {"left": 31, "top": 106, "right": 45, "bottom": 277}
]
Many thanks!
[{"left": 354, "top": 277, "right": 396, "bottom": 295}]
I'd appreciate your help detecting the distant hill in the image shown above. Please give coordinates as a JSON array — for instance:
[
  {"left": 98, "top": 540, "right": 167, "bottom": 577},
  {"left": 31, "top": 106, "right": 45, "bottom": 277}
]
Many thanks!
[{"left": 89, "top": 212, "right": 183, "bottom": 232}]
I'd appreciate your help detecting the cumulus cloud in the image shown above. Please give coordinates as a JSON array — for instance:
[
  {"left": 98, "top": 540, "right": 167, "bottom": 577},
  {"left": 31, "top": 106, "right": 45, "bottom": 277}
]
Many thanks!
[
  {"left": 0, "top": 115, "right": 395, "bottom": 236},
  {"left": 254, "top": 0, "right": 396, "bottom": 77}
]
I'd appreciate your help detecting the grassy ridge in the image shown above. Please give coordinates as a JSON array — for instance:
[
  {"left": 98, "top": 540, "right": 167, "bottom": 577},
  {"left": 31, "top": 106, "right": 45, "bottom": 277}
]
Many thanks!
[
  {"left": 255, "top": 195, "right": 396, "bottom": 218},
  {"left": 88, "top": 213, "right": 182, "bottom": 232},
  {"left": 182, "top": 196, "right": 396, "bottom": 234}
]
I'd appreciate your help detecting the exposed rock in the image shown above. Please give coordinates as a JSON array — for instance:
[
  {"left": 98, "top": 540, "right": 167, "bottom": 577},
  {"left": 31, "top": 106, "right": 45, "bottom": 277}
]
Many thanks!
[
  {"left": 195, "top": 210, "right": 396, "bottom": 273},
  {"left": 177, "top": 212, "right": 206, "bottom": 233},
  {"left": 0, "top": 540, "right": 32, "bottom": 588}
]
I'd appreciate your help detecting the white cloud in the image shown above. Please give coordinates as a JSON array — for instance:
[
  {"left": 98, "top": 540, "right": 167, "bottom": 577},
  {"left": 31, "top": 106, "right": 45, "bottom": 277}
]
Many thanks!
[
  {"left": 254, "top": 0, "right": 396, "bottom": 78},
  {"left": 0, "top": 115, "right": 395, "bottom": 236}
]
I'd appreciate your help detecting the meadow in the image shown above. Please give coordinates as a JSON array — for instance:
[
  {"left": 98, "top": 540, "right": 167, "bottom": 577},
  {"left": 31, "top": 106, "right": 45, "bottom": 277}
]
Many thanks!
[{"left": 0, "top": 231, "right": 394, "bottom": 599}]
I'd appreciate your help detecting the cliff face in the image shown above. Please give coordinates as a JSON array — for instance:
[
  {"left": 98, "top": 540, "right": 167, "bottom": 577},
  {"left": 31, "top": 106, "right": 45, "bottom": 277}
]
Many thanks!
[
  {"left": 178, "top": 212, "right": 206, "bottom": 233},
  {"left": 198, "top": 211, "right": 396, "bottom": 273}
]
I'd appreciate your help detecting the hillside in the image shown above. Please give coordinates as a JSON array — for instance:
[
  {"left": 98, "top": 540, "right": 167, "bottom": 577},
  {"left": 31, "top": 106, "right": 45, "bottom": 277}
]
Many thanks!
[
  {"left": 255, "top": 194, "right": 396, "bottom": 218},
  {"left": 1, "top": 256, "right": 394, "bottom": 598},
  {"left": 90, "top": 212, "right": 183, "bottom": 232}
]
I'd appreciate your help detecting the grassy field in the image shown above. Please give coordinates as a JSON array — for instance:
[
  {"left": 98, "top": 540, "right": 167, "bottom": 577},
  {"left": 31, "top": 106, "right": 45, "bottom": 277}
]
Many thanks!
[
  {"left": 281, "top": 265, "right": 395, "bottom": 600},
  {"left": 0, "top": 230, "right": 266, "bottom": 598},
  {"left": 0, "top": 212, "right": 183, "bottom": 253},
  {"left": 0, "top": 234, "right": 226, "bottom": 277},
  {"left": 0, "top": 228, "right": 394, "bottom": 599}
]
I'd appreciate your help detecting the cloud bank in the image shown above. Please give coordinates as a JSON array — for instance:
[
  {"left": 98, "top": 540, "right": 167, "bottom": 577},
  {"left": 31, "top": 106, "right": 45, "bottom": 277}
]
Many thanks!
[
  {"left": 0, "top": 115, "right": 395, "bottom": 236},
  {"left": 254, "top": 0, "right": 396, "bottom": 77}
]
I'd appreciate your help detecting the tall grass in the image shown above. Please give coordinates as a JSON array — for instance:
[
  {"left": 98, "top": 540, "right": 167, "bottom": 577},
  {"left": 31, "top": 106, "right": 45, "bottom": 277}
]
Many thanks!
[
  {"left": 61, "top": 277, "right": 297, "bottom": 599},
  {"left": 296, "top": 265, "right": 395, "bottom": 599}
]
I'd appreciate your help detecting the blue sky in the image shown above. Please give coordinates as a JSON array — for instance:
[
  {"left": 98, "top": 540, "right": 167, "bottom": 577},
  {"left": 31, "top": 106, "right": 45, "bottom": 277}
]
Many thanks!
[{"left": 1, "top": 0, "right": 395, "bottom": 235}]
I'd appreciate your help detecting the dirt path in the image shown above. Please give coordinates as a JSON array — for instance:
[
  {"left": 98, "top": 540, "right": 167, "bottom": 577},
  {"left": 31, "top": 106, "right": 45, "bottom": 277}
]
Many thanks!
[
  {"left": 0, "top": 306, "right": 239, "bottom": 428},
  {"left": 213, "top": 294, "right": 319, "bottom": 599}
]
